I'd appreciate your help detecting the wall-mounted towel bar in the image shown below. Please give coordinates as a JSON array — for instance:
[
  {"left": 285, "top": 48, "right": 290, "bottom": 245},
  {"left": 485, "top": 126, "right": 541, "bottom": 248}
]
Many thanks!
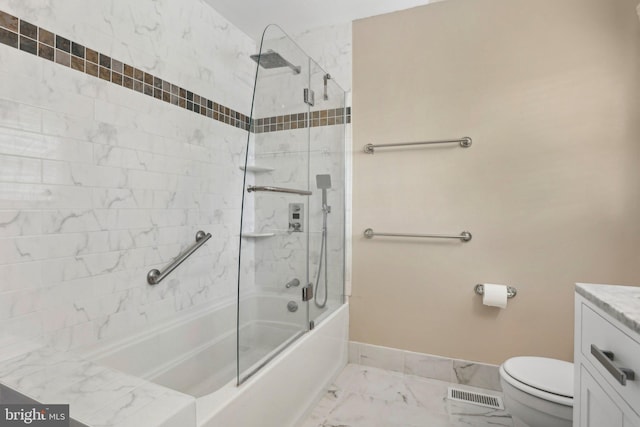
[
  {"left": 247, "top": 185, "right": 312, "bottom": 196},
  {"left": 363, "top": 137, "right": 472, "bottom": 154},
  {"left": 147, "top": 230, "right": 212, "bottom": 285},
  {"left": 363, "top": 228, "right": 472, "bottom": 242}
]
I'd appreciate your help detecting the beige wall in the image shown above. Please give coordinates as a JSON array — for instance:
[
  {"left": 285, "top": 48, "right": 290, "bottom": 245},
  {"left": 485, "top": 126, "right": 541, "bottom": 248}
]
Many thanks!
[{"left": 351, "top": 0, "right": 640, "bottom": 365}]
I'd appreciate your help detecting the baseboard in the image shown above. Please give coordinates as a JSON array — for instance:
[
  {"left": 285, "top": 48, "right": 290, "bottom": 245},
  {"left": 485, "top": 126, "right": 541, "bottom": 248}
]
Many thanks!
[{"left": 349, "top": 341, "right": 502, "bottom": 391}]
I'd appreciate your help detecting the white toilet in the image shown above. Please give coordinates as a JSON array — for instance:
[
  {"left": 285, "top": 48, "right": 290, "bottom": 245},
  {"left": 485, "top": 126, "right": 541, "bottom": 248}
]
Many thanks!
[{"left": 499, "top": 356, "right": 573, "bottom": 427}]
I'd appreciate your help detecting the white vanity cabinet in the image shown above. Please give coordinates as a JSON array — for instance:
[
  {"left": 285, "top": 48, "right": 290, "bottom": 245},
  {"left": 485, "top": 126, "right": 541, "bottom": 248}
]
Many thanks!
[{"left": 574, "top": 285, "right": 640, "bottom": 427}]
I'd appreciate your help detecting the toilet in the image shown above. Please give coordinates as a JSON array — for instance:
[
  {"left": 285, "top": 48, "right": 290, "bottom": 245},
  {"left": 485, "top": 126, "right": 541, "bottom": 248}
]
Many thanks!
[{"left": 499, "top": 356, "right": 573, "bottom": 427}]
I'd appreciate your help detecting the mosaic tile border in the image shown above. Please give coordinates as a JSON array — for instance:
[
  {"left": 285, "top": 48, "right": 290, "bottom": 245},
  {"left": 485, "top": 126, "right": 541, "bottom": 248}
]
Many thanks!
[
  {"left": 253, "top": 107, "right": 351, "bottom": 134},
  {"left": 0, "top": 10, "right": 250, "bottom": 130},
  {"left": 0, "top": 9, "right": 351, "bottom": 134}
]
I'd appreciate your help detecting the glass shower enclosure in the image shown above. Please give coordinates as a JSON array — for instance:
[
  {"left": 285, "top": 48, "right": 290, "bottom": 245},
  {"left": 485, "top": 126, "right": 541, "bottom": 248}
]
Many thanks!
[{"left": 237, "top": 25, "right": 346, "bottom": 385}]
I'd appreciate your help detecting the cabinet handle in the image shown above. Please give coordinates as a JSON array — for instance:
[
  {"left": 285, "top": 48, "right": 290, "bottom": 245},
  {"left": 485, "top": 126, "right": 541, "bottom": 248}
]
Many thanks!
[{"left": 590, "top": 344, "right": 636, "bottom": 386}]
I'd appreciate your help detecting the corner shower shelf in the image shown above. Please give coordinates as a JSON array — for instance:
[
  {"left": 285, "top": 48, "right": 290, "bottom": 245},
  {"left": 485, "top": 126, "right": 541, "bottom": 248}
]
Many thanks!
[
  {"left": 241, "top": 232, "right": 276, "bottom": 238},
  {"left": 239, "top": 165, "right": 274, "bottom": 173}
]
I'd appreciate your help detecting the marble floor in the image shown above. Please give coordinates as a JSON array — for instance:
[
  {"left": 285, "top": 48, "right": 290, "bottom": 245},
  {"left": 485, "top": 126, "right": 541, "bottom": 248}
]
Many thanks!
[{"left": 300, "top": 364, "right": 514, "bottom": 427}]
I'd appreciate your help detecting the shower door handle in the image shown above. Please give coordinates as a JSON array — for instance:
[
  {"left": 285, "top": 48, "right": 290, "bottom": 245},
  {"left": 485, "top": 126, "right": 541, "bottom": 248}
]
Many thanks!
[{"left": 302, "top": 284, "right": 314, "bottom": 302}]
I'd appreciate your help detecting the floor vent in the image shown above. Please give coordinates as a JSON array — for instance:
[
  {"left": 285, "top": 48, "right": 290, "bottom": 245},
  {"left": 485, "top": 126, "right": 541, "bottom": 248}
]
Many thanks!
[{"left": 447, "top": 387, "right": 504, "bottom": 410}]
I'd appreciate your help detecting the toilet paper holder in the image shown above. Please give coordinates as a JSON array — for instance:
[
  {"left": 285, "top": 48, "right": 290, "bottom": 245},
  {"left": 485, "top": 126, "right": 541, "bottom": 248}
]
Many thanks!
[{"left": 474, "top": 284, "right": 517, "bottom": 299}]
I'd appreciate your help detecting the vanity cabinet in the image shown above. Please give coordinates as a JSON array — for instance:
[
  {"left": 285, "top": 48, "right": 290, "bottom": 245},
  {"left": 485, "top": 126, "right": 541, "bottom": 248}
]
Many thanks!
[{"left": 574, "top": 290, "right": 640, "bottom": 427}]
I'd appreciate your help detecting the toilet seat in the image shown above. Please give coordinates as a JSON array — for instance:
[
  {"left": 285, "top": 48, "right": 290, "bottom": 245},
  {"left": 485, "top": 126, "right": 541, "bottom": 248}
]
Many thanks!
[{"left": 500, "top": 357, "right": 573, "bottom": 407}]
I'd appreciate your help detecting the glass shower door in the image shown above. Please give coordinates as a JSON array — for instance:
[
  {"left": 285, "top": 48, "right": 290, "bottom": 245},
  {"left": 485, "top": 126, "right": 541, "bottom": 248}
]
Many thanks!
[
  {"left": 237, "top": 25, "right": 312, "bottom": 384},
  {"left": 308, "top": 60, "right": 347, "bottom": 326}
]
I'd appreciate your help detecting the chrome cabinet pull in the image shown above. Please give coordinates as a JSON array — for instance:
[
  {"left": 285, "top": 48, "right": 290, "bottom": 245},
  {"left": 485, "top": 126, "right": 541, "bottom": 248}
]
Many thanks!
[{"left": 590, "top": 344, "right": 636, "bottom": 386}]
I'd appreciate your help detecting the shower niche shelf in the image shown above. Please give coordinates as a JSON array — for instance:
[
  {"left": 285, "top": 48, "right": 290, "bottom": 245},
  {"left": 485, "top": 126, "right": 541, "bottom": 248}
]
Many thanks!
[
  {"left": 239, "top": 165, "right": 274, "bottom": 173},
  {"left": 242, "top": 232, "right": 276, "bottom": 238}
]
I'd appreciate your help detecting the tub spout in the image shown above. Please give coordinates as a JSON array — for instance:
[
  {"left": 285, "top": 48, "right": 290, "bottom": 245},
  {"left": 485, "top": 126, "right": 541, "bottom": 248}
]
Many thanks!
[{"left": 285, "top": 278, "right": 300, "bottom": 288}]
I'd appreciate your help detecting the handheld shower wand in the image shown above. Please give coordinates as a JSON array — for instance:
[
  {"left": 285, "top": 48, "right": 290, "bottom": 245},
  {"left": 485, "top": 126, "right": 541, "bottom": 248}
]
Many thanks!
[
  {"left": 316, "top": 174, "right": 331, "bottom": 213},
  {"left": 314, "top": 175, "right": 331, "bottom": 308}
]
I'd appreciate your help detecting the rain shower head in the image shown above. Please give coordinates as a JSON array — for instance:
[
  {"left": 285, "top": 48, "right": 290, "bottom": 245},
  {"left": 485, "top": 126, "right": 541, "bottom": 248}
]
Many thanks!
[{"left": 250, "top": 50, "right": 301, "bottom": 74}]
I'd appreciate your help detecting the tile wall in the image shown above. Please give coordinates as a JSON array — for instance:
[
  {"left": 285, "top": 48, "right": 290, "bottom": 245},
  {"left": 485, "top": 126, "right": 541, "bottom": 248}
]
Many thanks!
[
  {"left": 293, "top": 22, "right": 353, "bottom": 295},
  {"left": 245, "top": 32, "right": 349, "bottom": 320},
  {"left": 0, "top": 0, "right": 257, "bottom": 356},
  {"left": 0, "top": 0, "right": 353, "bottom": 358}
]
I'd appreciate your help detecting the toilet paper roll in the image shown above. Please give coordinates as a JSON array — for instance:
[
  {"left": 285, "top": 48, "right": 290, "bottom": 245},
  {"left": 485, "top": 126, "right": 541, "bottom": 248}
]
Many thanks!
[{"left": 482, "top": 284, "right": 508, "bottom": 309}]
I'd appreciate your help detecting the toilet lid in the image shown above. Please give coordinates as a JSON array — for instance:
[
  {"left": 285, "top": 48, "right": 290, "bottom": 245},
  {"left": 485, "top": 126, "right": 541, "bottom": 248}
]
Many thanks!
[{"left": 503, "top": 357, "right": 573, "bottom": 398}]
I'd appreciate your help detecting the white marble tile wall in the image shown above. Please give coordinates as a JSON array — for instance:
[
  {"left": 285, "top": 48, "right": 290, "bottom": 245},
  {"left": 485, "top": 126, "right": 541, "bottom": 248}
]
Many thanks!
[
  {"left": 294, "top": 22, "right": 353, "bottom": 297},
  {"left": 2, "top": 0, "right": 256, "bottom": 114},
  {"left": 294, "top": 22, "right": 353, "bottom": 93},
  {"left": 248, "top": 122, "right": 347, "bottom": 314},
  {"left": 350, "top": 341, "right": 503, "bottom": 391},
  {"left": 0, "top": 0, "right": 256, "bottom": 356}
]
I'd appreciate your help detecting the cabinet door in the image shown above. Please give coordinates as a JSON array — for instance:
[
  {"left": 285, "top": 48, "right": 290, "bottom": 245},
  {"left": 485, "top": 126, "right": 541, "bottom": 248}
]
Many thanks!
[{"left": 580, "top": 366, "right": 624, "bottom": 427}]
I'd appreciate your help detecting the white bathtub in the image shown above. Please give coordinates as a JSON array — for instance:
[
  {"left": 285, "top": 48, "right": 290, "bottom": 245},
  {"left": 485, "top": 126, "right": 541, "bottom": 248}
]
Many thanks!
[{"left": 82, "top": 295, "right": 348, "bottom": 426}]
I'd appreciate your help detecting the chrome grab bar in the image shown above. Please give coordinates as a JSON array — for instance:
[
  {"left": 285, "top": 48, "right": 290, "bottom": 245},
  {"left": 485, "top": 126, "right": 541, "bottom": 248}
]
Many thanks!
[
  {"left": 147, "top": 230, "right": 211, "bottom": 285},
  {"left": 247, "top": 185, "right": 312, "bottom": 196},
  {"left": 364, "top": 137, "right": 472, "bottom": 154},
  {"left": 363, "top": 228, "right": 472, "bottom": 242}
]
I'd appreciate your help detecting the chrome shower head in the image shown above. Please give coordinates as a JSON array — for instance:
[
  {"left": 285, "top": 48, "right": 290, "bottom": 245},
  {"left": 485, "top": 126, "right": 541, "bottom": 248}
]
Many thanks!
[
  {"left": 250, "top": 50, "right": 301, "bottom": 74},
  {"left": 316, "top": 174, "right": 331, "bottom": 212}
]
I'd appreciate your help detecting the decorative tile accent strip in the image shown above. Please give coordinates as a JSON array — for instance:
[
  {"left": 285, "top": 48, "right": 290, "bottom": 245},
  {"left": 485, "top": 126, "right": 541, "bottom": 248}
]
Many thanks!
[
  {"left": 252, "top": 107, "right": 352, "bottom": 134},
  {"left": 0, "top": 9, "right": 351, "bottom": 133},
  {"left": 0, "top": 9, "right": 250, "bottom": 130}
]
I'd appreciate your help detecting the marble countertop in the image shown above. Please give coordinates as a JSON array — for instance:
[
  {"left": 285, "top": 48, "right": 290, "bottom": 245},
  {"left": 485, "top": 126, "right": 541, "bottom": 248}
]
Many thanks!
[{"left": 576, "top": 283, "right": 640, "bottom": 335}]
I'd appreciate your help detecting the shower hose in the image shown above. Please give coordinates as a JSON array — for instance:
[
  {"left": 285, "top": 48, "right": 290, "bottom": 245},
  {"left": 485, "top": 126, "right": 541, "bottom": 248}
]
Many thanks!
[{"left": 313, "top": 207, "right": 329, "bottom": 308}]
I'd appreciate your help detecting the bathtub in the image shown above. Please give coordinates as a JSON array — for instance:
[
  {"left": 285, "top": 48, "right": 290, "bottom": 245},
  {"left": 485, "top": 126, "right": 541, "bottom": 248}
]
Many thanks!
[{"left": 82, "top": 294, "right": 348, "bottom": 426}]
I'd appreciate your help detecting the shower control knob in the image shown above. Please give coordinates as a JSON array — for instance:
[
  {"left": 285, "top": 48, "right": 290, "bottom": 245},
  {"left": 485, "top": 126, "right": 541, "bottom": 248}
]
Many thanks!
[
  {"left": 289, "top": 222, "right": 301, "bottom": 231},
  {"left": 288, "top": 203, "right": 304, "bottom": 233}
]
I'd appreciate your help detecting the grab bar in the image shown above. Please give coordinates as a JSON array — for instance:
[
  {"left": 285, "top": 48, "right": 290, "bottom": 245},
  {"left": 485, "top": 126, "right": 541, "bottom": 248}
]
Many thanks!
[
  {"left": 364, "top": 228, "right": 472, "bottom": 242},
  {"left": 147, "top": 230, "right": 212, "bottom": 285},
  {"left": 247, "top": 185, "right": 312, "bottom": 196},
  {"left": 364, "top": 137, "right": 472, "bottom": 154}
]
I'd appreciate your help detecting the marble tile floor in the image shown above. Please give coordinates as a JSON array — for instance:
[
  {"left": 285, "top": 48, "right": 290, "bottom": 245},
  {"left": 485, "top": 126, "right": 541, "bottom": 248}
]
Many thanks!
[{"left": 300, "top": 364, "right": 514, "bottom": 427}]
